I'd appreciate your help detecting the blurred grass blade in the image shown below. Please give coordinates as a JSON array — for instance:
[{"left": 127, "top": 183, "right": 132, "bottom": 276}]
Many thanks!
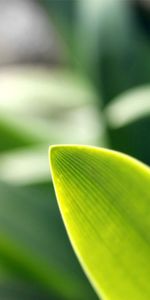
[
  {"left": 0, "top": 115, "right": 42, "bottom": 152},
  {"left": 0, "top": 67, "right": 97, "bottom": 116},
  {"left": 0, "top": 146, "right": 49, "bottom": 185},
  {"left": 105, "top": 85, "right": 150, "bottom": 165},
  {"left": 105, "top": 85, "right": 150, "bottom": 128},
  {"left": 50, "top": 145, "right": 150, "bottom": 300},
  {"left": 0, "top": 67, "right": 103, "bottom": 150}
]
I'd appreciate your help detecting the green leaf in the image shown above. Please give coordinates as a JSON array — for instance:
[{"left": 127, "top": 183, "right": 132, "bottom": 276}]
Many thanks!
[{"left": 49, "top": 145, "right": 150, "bottom": 300}]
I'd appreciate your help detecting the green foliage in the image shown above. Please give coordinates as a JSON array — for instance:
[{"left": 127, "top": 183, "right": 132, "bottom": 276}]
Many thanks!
[
  {"left": 50, "top": 145, "right": 150, "bottom": 300},
  {"left": 0, "top": 1, "right": 150, "bottom": 299}
]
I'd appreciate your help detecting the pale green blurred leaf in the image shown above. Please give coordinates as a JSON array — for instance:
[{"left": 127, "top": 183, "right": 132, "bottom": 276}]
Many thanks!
[
  {"left": 0, "top": 67, "right": 97, "bottom": 116},
  {"left": 0, "top": 67, "right": 103, "bottom": 151},
  {"left": 105, "top": 85, "right": 150, "bottom": 164},
  {"left": 105, "top": 85, "right": 150, "bottom": 128}
]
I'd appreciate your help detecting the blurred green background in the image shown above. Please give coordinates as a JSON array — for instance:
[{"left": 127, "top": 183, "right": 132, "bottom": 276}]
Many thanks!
[{"left": 0, "top": 0, "right": 149, "bottom": 299}]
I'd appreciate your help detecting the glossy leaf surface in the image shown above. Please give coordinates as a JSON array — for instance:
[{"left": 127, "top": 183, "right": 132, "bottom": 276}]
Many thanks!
[{"left": 50, "top": 145, "right": 150, "bottom": 300}]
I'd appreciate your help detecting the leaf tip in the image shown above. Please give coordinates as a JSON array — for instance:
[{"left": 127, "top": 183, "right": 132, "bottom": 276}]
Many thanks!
[
  {"left": 49, "top": 144, "right": 69, "bottom": 176},
  {"left": 49, "top": 144, "right": 60, "bottom": 169}
]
